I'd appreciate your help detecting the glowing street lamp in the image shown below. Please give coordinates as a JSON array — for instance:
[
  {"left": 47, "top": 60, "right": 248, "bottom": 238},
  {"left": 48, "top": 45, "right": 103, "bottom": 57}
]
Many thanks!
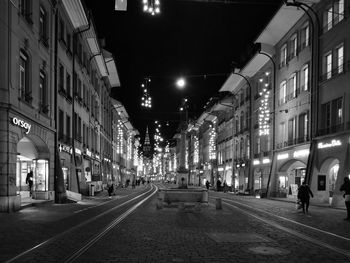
[{"left": 176, "top": 78, "right": 186, "bottom": 89}]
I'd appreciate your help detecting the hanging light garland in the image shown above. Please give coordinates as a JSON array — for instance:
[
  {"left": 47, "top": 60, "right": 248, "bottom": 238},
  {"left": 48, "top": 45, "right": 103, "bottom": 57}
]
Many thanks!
[
  {"left": 258, "top": 71, "right": 271, "bottom": 136},
  {"left": 194, "top": 135, "right": 199, "bottom": 164},
  {"left": 209, "top": 124, "right": 217, "bottom": 160},
  {"left": 142, "top": 0, "right": 161, "bottom": 16},
  {"left": 141, "top": 78, "right": 152, "bottom": 108},
  {"left": 117, "top": 120, "right": 123, "bottom": 154}
]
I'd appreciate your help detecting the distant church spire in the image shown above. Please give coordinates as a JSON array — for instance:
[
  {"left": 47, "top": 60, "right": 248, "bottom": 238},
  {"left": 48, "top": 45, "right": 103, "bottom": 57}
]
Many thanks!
[{"left": 143, "top": 126, "right": 151, "bottom": 157}]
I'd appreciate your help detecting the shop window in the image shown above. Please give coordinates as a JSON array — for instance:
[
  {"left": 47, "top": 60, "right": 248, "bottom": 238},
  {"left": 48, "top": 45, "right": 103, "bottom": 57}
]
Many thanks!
[
  {"left": 329, "top": 163, "right": 339, "bottom": 197},
  {"left": 34, "top": 160, "right": 48, "bottom": 191}
]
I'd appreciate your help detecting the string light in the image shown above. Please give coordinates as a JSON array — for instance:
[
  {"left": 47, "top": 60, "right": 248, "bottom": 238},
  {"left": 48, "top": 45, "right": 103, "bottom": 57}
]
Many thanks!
[
  {"left": 142, "top": 0, "right": 161, "bottom": 16},
  {"left": 209, "top": 124, "right": 217, "bottom": 160},
  {"left": 141, "top": 78, "right": 152, "bottom": 108},
  {"left": 258, "top": 71, "right": 271, "bottom": 136},
  {"left": 194, "top": 135, "right": 199, "bottom": 164}
]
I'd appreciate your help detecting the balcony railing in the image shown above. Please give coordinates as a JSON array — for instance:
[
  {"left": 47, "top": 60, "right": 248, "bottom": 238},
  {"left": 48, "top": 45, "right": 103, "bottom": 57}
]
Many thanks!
[{"left": 317, "top": 122, "right": 350, "bottom": 136}]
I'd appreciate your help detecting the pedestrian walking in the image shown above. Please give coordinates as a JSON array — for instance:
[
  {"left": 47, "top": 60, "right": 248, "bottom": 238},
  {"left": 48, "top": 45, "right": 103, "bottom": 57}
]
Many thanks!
[
  {"left": 340, "top": 177, "right": 350, "bottom": 221},
  {"left": 108, "top": 183, "right": 114, "bottom": 198},
  {"left": 223, "top": 181, "right": 228, "bottom": 193},
  {"left": 297, "top": 181, "right": 313, "bottom": 213},
  {"left": 26, "top": 170, "right": 33, "bottom": 197},
  {"left": 216, "top": 178, "right": 222, "bottom": 192},
  {"left": 205, "top": 180, "right": 210, "bottom": 190}
]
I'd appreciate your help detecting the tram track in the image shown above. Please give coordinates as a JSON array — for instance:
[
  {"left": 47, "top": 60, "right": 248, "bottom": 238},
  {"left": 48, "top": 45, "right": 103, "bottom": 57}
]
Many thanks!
[
  {"left": 5, "top": 184, "right": 158, "bottom": 263},
  {"left": 210, "top": 196, "right": 350, "bottom": 258}
]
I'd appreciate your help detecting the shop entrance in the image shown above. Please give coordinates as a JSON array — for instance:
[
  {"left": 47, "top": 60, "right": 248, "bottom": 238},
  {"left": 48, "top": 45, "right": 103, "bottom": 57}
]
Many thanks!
[
  {"left": 319, "top": 158, "right": 340, "bottom": 203},
  {"left": 278, "top": 160, "right": 306, "bottom": 197},
  {"left": 16, "top": 136, "right": 50, "bottom": 199}
]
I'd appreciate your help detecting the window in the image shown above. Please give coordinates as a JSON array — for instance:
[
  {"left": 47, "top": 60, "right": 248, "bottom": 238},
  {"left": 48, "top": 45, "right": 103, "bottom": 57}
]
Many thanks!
[
  {"left": 39, "top": 6, "right": 48, "bottom": 46},
  {"left": 301, "top": 64, "right": 309, "bottom": 91},
  {"left": 325, "top": 52, "right": 332, "bottom": 79},
  {"left": 66, "top": 72, "right": 71, "bottom": 97},
  {"left": 20, "top": 0, "right": 33, "bottom": 24},
  {"left": 288, "top": 118, "right": 295, "bottom": 144},
  {"left": 288, "top": 74, "right": 297, "bottom": 99},
  {"left": 298, "top": 113, "right": 309, "bottom": 141},
  {"left": 256, "top": 137, "right": 261, "bottom": 154},
  {"left": 324, "top": 0, "right": 344, "bottom": 32},
  {"left": 325, "top": 102, "right": 331, "bottom": 129},
  {"left": 336, "top": 44, "right": 344, "bottom": 74},
  {"left": 334, "top": 0, "right": 344, "bottom": 24},
  {"left": 324, "top": 6, "right": 333, "bottom": 31},
  {"left": 66, "top": 115, "right": 71, "bottom": 143},
  {"left": 279, "top": 81, "right": 287, "bottom": 104},
  {"left": 335, "top": 97, "right": 343, "bottom": 125},
  {"left": 19, "top": 50, "right": 31, "bottom": 103},
  {"left": 289, "top": 34, "right": 297, "bottom": 59},
  {"left": 300, "top": 23, "right": 309, "bottom": 49},
  {"left": 58, "top": 110, "right": 64, "bottom": 139},
  {"left": 59, "top": 18, "right": 65, "bottom": 42},
  {"left": 39, "top": 71, "right": 48, "bottom": 113},
  {"left": 280, "top": 122, "right": 286, "bottom": 145},
  {"left": 280, "top": 44, "right": 287, "bottom": 67},
  {"left": 59, "top": 63, "right": 64, "bottom": 92},
  {"left": 66, "top": 32, "right": 72, "bottom": 53}
]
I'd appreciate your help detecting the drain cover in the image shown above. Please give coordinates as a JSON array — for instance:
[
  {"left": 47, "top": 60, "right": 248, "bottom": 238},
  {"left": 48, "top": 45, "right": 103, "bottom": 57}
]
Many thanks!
[
  {"left": 207, "top": 233, "right": 273, "bottom": 243},
  {"left": 249, "top": 246, "right": 290, "bottom": 255}
]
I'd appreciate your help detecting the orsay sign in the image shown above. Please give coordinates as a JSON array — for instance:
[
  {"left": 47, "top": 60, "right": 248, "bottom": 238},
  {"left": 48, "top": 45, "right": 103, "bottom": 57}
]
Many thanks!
[{"left": 12, "top": 117, "right": 31, "bottom": 134}]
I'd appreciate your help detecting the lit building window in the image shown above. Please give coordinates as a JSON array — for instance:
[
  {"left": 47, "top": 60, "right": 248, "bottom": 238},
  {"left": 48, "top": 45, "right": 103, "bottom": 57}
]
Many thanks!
[{"left": 336, "top": 44, "right": 344, "bottom": 74}]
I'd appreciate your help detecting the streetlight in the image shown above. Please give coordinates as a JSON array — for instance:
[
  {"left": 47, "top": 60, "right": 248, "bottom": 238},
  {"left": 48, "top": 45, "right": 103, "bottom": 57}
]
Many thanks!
[{"left": 176, "top": 78, "right": 186, "bottom": 89}]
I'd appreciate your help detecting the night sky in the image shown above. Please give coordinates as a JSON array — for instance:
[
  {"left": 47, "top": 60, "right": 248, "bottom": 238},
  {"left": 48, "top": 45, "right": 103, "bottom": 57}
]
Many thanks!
[{"left": 83, "top": 0, "right": 284, "bottom": 142}]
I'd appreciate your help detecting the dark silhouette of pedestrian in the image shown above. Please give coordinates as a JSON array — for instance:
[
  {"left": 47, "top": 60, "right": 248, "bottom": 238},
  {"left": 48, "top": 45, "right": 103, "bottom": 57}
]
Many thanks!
[
  {"left": 108, "top": 183, "right": 114, "bottom": 197},
  {"left": 205, "top": 180, "right": 210, "bottom": 190},
  {"left": 340, "top": 177, "right": 350, "bottom": 221},
  {"left": 26, "top": 171, "right": 33, "bottom": 197},
  {"left": 216, "top": 179, "right": 222, "bottom": 192},
  {"left": 223, "top": 181, "right": 228, "bottom": 193},
  {"left": 297, "top": 181, "right": 313, "bottom": 213}
]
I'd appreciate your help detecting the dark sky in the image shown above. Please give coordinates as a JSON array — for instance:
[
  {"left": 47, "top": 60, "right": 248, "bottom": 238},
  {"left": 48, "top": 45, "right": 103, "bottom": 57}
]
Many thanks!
[{"left": 83, "top": 0, "right": 283, "bottom": 142}]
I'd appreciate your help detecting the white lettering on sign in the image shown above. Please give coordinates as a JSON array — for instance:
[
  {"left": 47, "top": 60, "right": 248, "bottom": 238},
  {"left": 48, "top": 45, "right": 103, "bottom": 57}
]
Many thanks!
[
  {"left": 12, "top": 117, "right": 31, "bottom": 134},
  {"left": 318, "top": 140, "right": 342, "bottom": 149}
]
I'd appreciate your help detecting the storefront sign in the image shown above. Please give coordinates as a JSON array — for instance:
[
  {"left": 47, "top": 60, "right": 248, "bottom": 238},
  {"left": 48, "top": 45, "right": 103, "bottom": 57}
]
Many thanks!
[
  {"left": 262, "top": 158, "right": 270, "bottom": 164},
  {"left": 277, "top": 153, "right": 289, "bottom": 160},
  {"left": 218, "top": 167, "right": 224, "bottom": 172},
  {"left": 293, "top": 149, "right": 309, "bottom": 158},
  {"left": 75, "top": 148, "right": 82, "bottom": 155},
  {"left": 12, "top": 117, "right": 31, "bottom": 134},
  {"left": 59, "top": 144, "right": 72, "bottom": 154},
  {"left": 86, "top": 149, "right": 92, "bottom": 157},
  {"left": 318, "top": 140, "right": 341, "bottom": 149},
  {"left": 253, "top": 159, "right": 260, "bottom": 165}
]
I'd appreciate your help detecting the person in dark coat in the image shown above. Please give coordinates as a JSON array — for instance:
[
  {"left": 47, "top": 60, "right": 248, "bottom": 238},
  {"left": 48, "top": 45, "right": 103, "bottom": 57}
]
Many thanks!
[
  {"left": 108, "top": 183, "right": 114, "bottom": 197},
  {"left": 297, "top": 181, "right": 313, "bottom": 213},
  {"left": 26, "top": 171, "right": 33, "bottom": 197},
  {"left": 216, "top": 179, "right": 222, "bottom": 192},
  {"left": 205, "top": 180, "right": 210, "bottom": 190},
  {"left": 340, "top": 177, "right": 350, "bottom": 220}
]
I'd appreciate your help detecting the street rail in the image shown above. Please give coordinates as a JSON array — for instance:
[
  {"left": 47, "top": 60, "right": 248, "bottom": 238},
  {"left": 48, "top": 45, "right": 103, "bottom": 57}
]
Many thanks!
[
  {"left": 210, "top": 196, "right": 350, "bottom": 258},
  {"left": 5, "top": 184, "right": 158, "bottom": 263}
]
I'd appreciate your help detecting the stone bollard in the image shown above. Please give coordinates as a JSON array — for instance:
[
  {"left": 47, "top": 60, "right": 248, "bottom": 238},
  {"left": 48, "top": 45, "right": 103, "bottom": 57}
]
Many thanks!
[{"left": 216, "top": 198, "right": 222, "bottom": 210}]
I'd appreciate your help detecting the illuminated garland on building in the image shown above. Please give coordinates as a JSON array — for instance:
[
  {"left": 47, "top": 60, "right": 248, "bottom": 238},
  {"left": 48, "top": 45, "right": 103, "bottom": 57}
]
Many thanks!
[
  {"left": 127, "top": 134, "right": 132, "bottom": 160},
  {"left": 194, "top": 135, "right": 199, "bottom": 164},
  {"left": 258, "top": 72, "right": 271, "bottom": 136},
  {"left": 185, "top": 146, "right": 188, "bottom": 169},
  {"left": 142, "top": 0, "right": 160, "bottom": 15},
  {"left": 117, "top": 120, "right": 123, "bottom": 154},
  {"left": 209, "top": 125, "right": 217, "bottom": 160}
]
